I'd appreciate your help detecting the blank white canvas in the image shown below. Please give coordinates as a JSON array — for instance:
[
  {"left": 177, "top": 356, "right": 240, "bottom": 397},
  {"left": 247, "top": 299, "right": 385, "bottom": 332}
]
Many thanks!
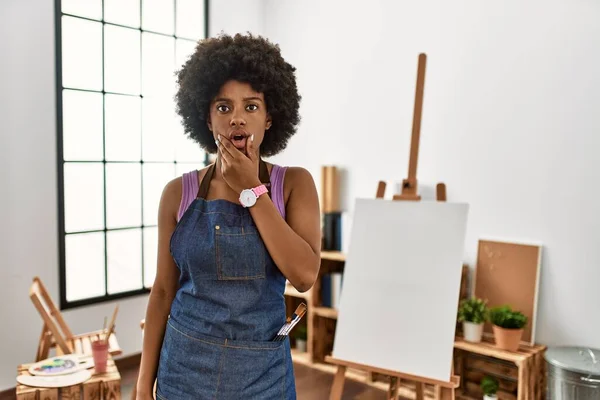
[{"left": 332, "top": 198, "right": 469, "bottom": 382}]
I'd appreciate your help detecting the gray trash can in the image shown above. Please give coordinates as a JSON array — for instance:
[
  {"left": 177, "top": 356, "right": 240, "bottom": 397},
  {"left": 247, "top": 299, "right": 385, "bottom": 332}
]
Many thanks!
[{"left": 545, "top": 346, "right": 600, "bottom": 399}]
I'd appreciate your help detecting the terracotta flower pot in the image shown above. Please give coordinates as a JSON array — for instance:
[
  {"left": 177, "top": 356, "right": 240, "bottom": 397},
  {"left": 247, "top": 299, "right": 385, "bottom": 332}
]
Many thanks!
[{"left": 492, "top": 325, "right": 523, "bottom": 351}]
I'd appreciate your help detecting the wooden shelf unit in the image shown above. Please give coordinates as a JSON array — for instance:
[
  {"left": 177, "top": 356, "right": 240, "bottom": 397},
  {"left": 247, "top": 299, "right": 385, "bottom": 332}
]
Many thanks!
[
  {"left": 284, "top": 251, "right": 345, "bottom": 364},
  {"left": 453, "top": 337, "right": 547, "bottom": 400},
  {"left": 313, "top": 306, "right": 338, "bottom": 319}
]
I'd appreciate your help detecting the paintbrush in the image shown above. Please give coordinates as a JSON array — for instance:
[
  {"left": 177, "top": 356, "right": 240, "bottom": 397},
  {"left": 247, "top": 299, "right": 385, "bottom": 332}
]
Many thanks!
[
  {"left": 273, "top": 303, "right": 307, "bottom": 341},
  {"left": 103, "top": 304, "right": 119, "bottom": 345},
  {"left": 277, "top": 304, "right": 306, "bottom": 336},
  {"left": 104, "top": 323, "right": 116, "bottom": 346},
  {"left": 101, "top": 316, "right": 107, "bottom": 341},
  {"left": 278, "top": 304, "right": 307, "bottom": 340}
]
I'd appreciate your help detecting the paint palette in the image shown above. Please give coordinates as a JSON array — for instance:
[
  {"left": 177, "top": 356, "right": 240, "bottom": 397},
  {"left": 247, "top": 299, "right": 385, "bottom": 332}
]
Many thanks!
[
  {"left": 18, "top": 369, "right": 92, "bottom": 388},
  {"left": 28, "top": 355, "right": 93, "bottom": 376}
]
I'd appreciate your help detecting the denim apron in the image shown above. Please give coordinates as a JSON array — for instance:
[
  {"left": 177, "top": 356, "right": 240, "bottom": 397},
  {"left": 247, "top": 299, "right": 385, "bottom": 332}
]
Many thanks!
[{"left": 156, "top": 160, "right": 296, "bottom": 400}]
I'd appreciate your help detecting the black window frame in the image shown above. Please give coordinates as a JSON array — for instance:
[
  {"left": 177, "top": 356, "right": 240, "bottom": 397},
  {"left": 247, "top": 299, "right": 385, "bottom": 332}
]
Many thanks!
[{"left": 55, "top": 0, "right": 210, "bottom": 310}]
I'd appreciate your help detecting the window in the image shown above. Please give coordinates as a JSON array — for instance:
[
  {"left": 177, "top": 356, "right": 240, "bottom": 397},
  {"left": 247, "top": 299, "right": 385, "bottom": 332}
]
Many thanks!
[{"left": 55, "top": 0, "right": 210, "bottom": 309}]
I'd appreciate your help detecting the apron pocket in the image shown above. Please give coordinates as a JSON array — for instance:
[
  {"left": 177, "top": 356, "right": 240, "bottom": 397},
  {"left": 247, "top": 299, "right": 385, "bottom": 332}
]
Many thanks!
[
  {"left": 215, "top": 228, "right": 266, "bottom": 280},
  {"left": 218, "top": 339, "right": 288, "bottom": 399},
  {"left": 156, "top": 320, "right": 224, "bottom": 399}
]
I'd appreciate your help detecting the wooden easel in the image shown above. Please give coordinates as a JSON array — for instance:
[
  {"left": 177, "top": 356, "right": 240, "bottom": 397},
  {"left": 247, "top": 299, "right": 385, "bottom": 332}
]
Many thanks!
[
  {"left": 376, "top": 53, "right": 447, "bottom": 203},
  {"left": 30, "top": 277, "right": 122, "bottom": 361},
  {"left": 327, "top": 53, "right": 459, "bottom": 400},
  {"left": 325, "top": 355, "right": 459, "bottom": 400}
]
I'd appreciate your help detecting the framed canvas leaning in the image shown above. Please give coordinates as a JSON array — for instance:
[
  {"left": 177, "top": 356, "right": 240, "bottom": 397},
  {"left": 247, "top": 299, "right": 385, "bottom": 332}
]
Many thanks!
[{"left": 332, "top": 198, "right": 469, "bottom": 382}]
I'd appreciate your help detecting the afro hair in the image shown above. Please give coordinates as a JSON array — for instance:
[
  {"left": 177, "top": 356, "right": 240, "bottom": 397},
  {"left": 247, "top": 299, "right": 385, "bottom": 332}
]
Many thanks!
[{"left": 174, "top": 32, "right": 301, "bottom": 157}]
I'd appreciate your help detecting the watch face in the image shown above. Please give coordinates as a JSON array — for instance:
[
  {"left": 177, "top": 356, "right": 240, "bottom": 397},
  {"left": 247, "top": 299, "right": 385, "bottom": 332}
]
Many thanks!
[{"left": 240, "top": 189, "right": 257, "bottom": 207}]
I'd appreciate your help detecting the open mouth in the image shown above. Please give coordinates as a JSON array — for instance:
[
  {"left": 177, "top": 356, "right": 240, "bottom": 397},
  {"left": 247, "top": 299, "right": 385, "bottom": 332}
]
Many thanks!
[{"left": 231, "top": 133, "right": 247, "bottom": 149}]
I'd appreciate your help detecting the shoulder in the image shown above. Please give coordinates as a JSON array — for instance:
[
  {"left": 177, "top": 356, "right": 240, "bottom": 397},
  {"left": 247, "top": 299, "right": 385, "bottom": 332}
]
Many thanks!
[
  {"left": 160, "top": 166, "right": 210, "bottom": 218},
  {"left": 282, "top": 166, "right": 315, "bottom": 187},
  {"left": 160, "top": 176, "right": 182, "bottom": 221},
  {"left": 267, "top": 163, "right": 315, "bottom": 188},
  {"left": 275, "top": 166, "right": 320, "bottom": 226},
  {"left": 279, "top": 166, "right": 317, "bottom": 203}
]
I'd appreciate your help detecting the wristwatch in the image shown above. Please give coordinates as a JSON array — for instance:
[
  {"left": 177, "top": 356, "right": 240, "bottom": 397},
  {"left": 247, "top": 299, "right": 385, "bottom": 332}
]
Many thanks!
[{"left": 239, "top": 184, "right": 268, "bottom": 208}]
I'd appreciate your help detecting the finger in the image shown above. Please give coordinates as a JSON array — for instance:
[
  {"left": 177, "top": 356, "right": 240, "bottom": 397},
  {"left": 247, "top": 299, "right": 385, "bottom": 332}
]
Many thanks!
[
  {"left": 245, "top": 134, "right": 255, "bottom": 160},
  {"left": 217, "top": 135, "right": 239, "bottom": 159},
  {"left": 218, "top": 142, "right": 233, "bottom": 165},
  {"left": 215, "top": 139, "right": 223, "bottom": 166}
]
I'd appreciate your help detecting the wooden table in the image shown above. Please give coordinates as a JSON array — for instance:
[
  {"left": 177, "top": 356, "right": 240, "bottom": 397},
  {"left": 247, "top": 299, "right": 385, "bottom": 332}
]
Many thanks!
[{"left": 16, "top": 356, "right": 121, "bottom": 400}]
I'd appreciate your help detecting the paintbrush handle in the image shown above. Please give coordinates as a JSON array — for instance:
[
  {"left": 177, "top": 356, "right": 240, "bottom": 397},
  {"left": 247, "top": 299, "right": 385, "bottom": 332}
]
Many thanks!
[
  {"left": 104, "top": 325, "right": 115, "bottom": 345},
  {"left": 272, "top": 303, "right": 307, "bottom": 341}
]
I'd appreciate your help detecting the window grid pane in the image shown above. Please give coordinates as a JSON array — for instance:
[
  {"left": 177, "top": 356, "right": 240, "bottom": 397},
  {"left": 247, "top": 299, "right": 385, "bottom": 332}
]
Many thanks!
[
  {"left": 104, "top": 25, "right": 141, "bottom": 95},
  {"left": 58, "top": 0, "right": 208, "bottom": 308},
  {"left": 65, "top": 231, "right": 106, "bottom": 302},
  {"left": 62, "top": 0, "right": 102, "bottom": 20},
  {"left": 61, "top": 16, "right": 103, "bottom": 91},
  {"left": 142, "top": 0, "right": 175, "bottom": 35},
  {"left": 104, "top": 0, "right": 141, "bottom": 28},
  {"left": 62, "top": 89, "right": 104, "bottom": 161}
]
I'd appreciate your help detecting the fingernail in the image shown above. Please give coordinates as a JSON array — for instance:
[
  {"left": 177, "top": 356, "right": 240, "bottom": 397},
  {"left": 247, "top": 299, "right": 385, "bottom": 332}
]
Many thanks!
[
  {"left": 215, "top": 139, "right": 219, "bottom": 146},
  {"left": 251, "top": 134, "right": 254, "bottom": 142}
]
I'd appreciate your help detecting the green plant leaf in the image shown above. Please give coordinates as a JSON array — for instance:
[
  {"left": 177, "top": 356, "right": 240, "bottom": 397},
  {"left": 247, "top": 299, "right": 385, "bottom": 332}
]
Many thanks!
[
  {"left": 294, "top": 324, "right": 308, "bottom": 340},
  {"left": 481, "top": 376, "right": 499, "bottom": 395},
  {"left": 457, "top": 297, "right": 488, "bottom": 324},
  {"left": 489, "top": 305, "right": 528, "bottom": 329}
]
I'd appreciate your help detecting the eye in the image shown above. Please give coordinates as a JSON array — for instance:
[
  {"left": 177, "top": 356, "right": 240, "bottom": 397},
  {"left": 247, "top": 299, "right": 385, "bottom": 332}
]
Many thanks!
[
  {"left": 217, "top": 104, "right": 229, "bottom": 113},
  {"left": 246, "top": 104, "right": 258, "bottom": 111}
]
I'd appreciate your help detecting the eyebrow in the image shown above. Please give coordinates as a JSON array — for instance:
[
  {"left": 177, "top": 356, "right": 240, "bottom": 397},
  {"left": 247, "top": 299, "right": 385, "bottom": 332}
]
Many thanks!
[{"left": 213, "top": 96, "right": 264, "bottom": 103}]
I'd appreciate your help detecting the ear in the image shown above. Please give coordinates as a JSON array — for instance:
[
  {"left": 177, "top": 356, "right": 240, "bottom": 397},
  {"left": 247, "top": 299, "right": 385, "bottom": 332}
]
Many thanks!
[
  {"left": 265, "top": 114, "right": 272, "bottom": 130},
  {"left": 207, "top": 116, "right": 213, "bottom": 131}
]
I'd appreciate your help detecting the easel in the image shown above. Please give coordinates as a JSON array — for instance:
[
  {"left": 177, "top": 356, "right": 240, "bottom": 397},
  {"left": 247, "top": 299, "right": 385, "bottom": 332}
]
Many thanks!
[
  {"left": 326, "top": 53, "right": 459, "bottom": 400},
  {"left": 375, "top": 53, "right": 447, "bottom": 203}
]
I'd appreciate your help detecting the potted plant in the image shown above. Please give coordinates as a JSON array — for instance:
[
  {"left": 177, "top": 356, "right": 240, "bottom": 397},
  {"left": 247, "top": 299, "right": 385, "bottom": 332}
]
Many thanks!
[
  {"left": 481, "top": 375, "right": 498, "bottom": 400},
  {"left": 488, "top": 305, "right": 527, "bottom": 351},
  {"left": 294, "top": 325, "right": 307, "bottom": 352},
  {"left": 457, "top": 297, "right": 488, "bottom": 343}
]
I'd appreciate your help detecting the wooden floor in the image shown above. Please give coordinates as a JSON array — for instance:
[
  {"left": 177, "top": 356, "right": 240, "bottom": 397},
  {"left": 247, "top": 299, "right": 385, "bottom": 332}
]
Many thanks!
[
  {"left": 291, "top": 363, "right": 402, "bottom": 399},
  {"left": 120, "top": 362, "right": 392, "bottom": 399},
  {"left": 3, "top": 359, "right": 393, "bottom": 400}
]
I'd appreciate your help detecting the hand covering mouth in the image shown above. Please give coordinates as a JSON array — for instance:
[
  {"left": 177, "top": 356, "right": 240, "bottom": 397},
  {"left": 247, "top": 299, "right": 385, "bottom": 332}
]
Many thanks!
[{"left": 230, "top": 131, "right": 249, "bottom": 150}]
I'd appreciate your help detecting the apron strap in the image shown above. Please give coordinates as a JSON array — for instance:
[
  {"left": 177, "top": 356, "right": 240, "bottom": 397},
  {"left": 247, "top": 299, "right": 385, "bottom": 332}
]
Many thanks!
[
  {"left": 196, "top": 159, "right": 271, "bottom": 200},
  {"left": 196, "top": 162, "right": 216, "bottom": 199}
]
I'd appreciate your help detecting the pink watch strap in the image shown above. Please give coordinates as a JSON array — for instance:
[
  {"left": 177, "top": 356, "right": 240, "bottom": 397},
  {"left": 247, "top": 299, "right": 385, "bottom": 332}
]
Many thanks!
[{"left": 252, "top": 184, "right": 268, "bottom": 197}]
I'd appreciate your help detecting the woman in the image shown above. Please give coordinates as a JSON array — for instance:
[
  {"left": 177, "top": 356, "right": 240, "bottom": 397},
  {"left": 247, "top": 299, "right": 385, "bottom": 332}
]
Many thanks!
[{"left": 135, "top": 32, "right": 321, "bottom": 399}]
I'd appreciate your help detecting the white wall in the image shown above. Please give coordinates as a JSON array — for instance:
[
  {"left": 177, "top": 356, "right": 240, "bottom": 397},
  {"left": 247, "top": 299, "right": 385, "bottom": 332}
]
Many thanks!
[
  {"left": 209, "top": 0, "right": 265, "bottom": 36},
  {"left": 264, "top": 0, "right": 600, "bottom": 349},
  {"left": 0, "top": 0, "right": 263, "bottom": 391}
]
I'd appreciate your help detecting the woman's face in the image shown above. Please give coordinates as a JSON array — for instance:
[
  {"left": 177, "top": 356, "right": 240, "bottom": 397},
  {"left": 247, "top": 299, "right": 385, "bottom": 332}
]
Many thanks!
[{"left": 207, "top": 80, "right": 272, "bottom": 156}]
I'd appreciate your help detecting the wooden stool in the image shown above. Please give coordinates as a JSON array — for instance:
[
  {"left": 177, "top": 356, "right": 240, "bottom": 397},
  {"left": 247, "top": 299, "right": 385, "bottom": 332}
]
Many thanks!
[{"left": 16, "top": 356, "right": 121, "bottom": 399}]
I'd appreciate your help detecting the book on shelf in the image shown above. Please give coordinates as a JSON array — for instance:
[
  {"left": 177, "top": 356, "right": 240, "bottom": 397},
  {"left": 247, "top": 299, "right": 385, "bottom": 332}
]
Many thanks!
[{"left": 321, "top": 272, "right": 343, "bottom": 309}]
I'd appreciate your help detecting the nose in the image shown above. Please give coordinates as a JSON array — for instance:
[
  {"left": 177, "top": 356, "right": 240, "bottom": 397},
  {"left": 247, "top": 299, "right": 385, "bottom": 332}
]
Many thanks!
[{"left": 229, "top": 109, "right": 246, "bottom": 127}]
